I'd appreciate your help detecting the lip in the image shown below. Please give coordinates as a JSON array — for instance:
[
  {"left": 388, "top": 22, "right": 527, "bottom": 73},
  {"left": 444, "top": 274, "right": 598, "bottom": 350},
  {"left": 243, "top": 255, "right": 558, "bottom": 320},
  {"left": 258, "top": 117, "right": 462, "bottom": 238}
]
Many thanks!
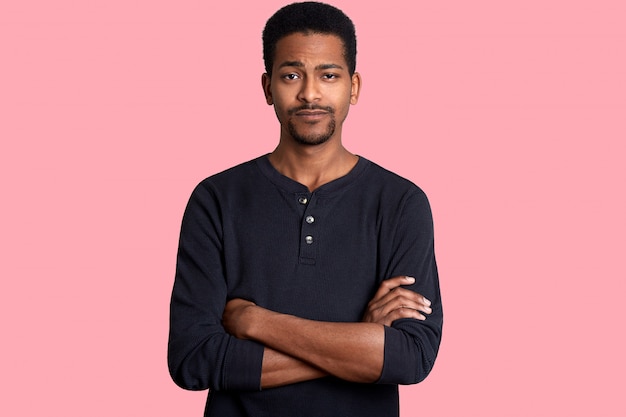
[{"left": 295, "top": 110, "right": 328, "bottom": 118}]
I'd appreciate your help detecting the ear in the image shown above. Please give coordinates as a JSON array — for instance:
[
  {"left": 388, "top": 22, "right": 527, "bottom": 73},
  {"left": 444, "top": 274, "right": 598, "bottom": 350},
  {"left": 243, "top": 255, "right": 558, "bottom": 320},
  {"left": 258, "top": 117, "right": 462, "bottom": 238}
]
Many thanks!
[
  {"left": 350, "top": 72, "right": 362, "bottom": 105},
  {"left": 262, "top": 73, "right": 273, "bottom": 105}
]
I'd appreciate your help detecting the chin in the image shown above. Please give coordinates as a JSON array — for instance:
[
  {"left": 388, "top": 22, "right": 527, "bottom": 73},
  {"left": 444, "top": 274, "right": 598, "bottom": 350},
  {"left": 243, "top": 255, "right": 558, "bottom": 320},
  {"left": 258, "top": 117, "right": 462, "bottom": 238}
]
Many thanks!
[
  {"left": 289, "top": 121, "right": 336, "bottom": 146},
  {"left": 293, "top": 136, "right": 332, "bottom": 146}
]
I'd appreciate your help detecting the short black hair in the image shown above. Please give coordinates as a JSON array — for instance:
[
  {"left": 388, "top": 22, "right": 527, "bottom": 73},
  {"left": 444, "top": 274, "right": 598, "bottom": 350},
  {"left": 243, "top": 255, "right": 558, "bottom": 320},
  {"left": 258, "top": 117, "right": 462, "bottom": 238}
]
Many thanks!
[{"left": 262, "top": 2, "right": 357, "bottom": 76}]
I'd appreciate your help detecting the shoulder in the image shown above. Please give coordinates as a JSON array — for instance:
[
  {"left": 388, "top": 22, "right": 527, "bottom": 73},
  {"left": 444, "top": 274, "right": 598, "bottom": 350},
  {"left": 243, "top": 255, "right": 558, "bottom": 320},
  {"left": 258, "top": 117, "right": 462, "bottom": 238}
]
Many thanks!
[
  {"left": 184, "top": 156, "right": 267, "bottom": 210},
  {"left": 359, "top": 157, "right": 429, "bottom": 203},
  {"left": 197, "top": 157, "right": 262, "bottom": 190}
]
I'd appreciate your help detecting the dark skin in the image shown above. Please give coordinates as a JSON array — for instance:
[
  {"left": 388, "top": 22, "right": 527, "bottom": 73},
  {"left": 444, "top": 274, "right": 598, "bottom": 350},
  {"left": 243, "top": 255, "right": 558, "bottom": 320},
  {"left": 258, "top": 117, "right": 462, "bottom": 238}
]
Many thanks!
[
  {"left": 222, "top": 33, "right": 432, "bottom": 389},
  {"left": 223, "top": 276, "right": 432, "bottom": 388}
]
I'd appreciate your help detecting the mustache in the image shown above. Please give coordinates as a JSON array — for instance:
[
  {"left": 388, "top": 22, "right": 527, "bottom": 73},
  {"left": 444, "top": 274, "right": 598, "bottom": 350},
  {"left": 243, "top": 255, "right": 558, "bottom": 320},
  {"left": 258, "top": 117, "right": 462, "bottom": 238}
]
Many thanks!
[{"left": 288, "top": 105, "right": 335, "bottom": 115}]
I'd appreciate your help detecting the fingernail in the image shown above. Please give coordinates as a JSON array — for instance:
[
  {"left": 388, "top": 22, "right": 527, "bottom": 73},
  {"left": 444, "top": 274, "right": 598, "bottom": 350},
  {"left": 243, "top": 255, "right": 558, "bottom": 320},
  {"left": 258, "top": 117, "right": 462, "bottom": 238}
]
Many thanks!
[
  {"left": 405, "top": 276, "right": 415, "bottom": 283},
  {"left": 423, "top": 297, "right": 431, "bottom": 306}
]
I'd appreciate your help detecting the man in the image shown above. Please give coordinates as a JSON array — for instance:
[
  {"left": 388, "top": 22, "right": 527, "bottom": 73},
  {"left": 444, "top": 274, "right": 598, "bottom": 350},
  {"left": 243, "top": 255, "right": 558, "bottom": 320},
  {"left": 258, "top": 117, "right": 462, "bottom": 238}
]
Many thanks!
[{"left": 168, "top": 2, "right": 443, "bottom": 416}]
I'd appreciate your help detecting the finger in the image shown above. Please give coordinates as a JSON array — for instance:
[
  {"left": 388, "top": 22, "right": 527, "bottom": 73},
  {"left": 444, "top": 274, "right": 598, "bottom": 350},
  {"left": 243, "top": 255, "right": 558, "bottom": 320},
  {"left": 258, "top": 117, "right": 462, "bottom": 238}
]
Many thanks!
[
  {"left": 395, "top": 292, "right": 432, "bottom": 314},
  {"left": 378, "top": 307, "right": 427, "bottom": 326},
  {"left": 368, "top": 287, "right": 429, "bottom": 313},
  {"left": 363, "top": 292, "right": 431, "bottom": 325},
  {"left": 368, "top": 289, "right": 432, "bottom": 316},
  {"left": 371, "top": 276, "right": 415, "bottom": 302},
  {"left": 376, "top": 294, "right": 432, "bottom": 317},
  {"left": 392, "top": 306, "right": 427, "bottom": 321}
]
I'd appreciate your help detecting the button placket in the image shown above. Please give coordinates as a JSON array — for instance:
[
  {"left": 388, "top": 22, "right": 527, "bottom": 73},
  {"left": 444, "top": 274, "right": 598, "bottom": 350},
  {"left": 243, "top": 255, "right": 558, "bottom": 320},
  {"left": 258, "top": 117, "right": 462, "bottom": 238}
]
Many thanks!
[
  {"left": 304, "top": 214, "right": 315, "bottom": 245},
  {"left": 302, "top": 207, "right": 316, "bottom": 246},
  {"left": 298, "top": 193, "right": 317, "bottom": 262},
  {"left": 302, "top": 211, "right": 316, "bottom": 247}
]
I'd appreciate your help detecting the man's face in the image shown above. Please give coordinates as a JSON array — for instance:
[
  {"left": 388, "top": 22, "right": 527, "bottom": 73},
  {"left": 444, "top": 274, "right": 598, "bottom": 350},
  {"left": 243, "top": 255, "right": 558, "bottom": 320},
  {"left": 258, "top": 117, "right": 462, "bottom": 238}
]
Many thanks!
[{"left": 263, "top": 32, "right": 361, "bottom": 146}]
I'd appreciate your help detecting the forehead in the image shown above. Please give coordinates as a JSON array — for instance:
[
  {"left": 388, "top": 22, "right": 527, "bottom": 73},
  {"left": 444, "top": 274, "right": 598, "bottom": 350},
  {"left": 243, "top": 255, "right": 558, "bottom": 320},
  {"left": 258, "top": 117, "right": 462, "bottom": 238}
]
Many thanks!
[{"left": 273, "top": 32, "right": 348, "bottom": 69}]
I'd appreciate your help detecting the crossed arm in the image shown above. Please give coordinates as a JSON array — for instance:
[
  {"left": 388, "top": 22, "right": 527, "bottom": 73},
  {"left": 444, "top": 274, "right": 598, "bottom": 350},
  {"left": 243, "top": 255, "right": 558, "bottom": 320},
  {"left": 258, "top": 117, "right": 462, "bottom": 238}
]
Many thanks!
[
  {"left": 222, "top": 275, "right": 433, "bottom": 389},
  {"left": 169, "top": 183, "right": 442, "bottom": 392}
]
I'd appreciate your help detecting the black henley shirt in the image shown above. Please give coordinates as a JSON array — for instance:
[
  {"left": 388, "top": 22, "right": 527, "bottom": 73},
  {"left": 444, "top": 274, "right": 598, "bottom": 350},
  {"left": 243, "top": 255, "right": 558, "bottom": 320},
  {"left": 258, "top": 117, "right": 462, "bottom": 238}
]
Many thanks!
[{"left": 168, "top": 155, "right": 443, "bottom": 417}]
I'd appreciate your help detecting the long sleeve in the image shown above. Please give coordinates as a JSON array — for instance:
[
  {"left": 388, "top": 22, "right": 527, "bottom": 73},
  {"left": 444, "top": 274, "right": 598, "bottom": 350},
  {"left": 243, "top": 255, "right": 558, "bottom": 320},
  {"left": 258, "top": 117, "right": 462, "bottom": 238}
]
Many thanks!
[
  {"left": 377, "top": 188, "right": 443, "bottom": 384},
  {"left": 168, "top": 182, "right": 264, "bottom": 391}
]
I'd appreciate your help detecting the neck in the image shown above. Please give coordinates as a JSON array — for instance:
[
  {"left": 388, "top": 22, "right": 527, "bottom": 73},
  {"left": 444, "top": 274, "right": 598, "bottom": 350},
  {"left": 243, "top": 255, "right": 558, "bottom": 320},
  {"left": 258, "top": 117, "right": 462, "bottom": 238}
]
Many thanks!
[{"left": 268, "top": 139, "right": 358, "bottom": 192}]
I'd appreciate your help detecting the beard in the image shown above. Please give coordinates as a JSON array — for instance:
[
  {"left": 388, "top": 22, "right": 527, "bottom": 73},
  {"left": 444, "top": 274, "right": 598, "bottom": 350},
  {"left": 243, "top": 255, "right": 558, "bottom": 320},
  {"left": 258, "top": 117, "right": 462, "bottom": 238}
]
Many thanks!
[{"left": 286, "top": 105, "right": 336, "bottom": 146}]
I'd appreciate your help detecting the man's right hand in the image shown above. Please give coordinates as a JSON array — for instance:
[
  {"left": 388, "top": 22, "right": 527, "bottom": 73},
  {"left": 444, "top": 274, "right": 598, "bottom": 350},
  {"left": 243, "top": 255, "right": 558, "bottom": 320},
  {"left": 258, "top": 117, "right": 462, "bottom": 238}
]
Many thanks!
[{"left": 362, "top": 276, "right": 432, "bottom": 326}]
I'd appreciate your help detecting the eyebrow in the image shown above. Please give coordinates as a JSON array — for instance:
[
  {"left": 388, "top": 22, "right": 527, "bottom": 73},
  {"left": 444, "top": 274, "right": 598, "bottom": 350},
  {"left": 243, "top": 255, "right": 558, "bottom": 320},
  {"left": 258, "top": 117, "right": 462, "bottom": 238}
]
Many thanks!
[{"left": 278, "top": 61, "right": 344, "bottom": 71}]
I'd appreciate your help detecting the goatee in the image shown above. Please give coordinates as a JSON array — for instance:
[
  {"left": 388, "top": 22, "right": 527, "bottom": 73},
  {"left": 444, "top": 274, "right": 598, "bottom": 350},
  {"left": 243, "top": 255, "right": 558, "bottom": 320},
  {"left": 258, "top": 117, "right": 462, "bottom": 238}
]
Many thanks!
[{"left": 287, "top": 105, "right": 336, "bottom": 146}]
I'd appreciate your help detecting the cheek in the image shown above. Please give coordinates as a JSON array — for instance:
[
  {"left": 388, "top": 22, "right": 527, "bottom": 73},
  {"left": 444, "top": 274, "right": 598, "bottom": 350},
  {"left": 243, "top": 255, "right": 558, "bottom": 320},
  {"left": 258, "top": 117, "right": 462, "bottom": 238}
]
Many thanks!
[
  {"left": 271, "top": 101, "right": 291, "bottom": 124},
  {"left": 333, "top": 91, "right": 353, "bottom": 114},
  {"left": 271, "top": 88, "right": 294, "bottom": 112},
  {"left": 273, "top": 100, "right": 288, "bottom": 116}
]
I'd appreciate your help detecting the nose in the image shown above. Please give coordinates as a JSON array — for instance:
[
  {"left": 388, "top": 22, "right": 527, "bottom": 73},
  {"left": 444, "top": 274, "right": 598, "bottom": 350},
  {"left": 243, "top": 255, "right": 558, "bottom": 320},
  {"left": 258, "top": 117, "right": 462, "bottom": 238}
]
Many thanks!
[{"left": 297, "top": 77, "right": 321, "bottom": 103}]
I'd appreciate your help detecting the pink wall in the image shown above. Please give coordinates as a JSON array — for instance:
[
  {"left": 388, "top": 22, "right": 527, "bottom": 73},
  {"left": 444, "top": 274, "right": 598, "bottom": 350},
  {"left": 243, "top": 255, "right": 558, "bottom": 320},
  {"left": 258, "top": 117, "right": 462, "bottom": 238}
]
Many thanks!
[{"left": 2, "top": 1, "right": 624, "bottom": 415}]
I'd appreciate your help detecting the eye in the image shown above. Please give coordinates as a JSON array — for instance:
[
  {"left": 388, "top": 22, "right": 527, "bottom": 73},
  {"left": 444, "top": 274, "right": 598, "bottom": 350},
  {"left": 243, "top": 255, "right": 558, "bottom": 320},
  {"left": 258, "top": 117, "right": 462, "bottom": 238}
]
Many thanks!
[
  {"left": 322, "top": 73, "right": 338, "bottom": 80},
  {"left": 282, "top": 73, "right": 300, "bottom": 81}
]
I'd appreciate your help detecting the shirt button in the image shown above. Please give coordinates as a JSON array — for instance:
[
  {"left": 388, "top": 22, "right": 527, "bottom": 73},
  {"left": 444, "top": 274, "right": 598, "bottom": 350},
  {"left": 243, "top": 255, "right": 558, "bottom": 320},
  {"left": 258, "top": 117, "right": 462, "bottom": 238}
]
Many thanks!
[
  {"left": 305, "top": 215, "right": 315, "bottom": 224},
  {"left": 305, "top": 235, "right": 314, "bottom": 244},
  {"left": 298, "top": 197, "right": 308, "bottom": 205}
]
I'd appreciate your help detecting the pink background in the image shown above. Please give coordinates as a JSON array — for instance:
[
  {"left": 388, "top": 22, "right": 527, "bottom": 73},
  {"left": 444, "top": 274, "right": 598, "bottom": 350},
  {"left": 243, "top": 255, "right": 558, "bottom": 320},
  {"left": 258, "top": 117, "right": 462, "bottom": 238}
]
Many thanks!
[{"left": 2, "top": 0, "right": 625, "bottom": 415}]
